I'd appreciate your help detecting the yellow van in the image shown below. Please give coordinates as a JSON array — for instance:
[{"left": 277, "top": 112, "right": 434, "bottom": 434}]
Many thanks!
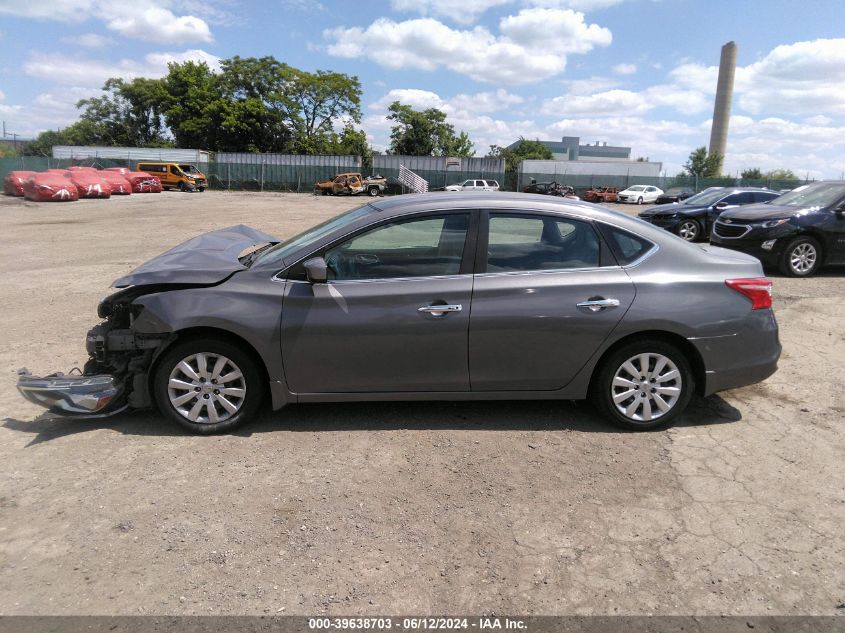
[{"left": 136, "top": 162, "right": 207, "bottom": 192}]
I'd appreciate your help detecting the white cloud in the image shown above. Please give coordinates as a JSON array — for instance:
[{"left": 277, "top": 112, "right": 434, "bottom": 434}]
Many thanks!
[
  {"left": 324, "top": 9, "right": 611, "bottom": 85},
  {"left": 23, "top": 49, "right": 221, "bottom": 87},
  {"left": 543, "top": 89, "right": 649, "bottom": 117},
  {"left": 451, "top": 89, "right": 524, "bottom": 113},
  {"left": 526, "top": 0, "right": 626, "bottom": 10},
  {"left": 612, "top": 63, "right": 636, "bottom": 75},
  {"left": 107, "top": 6, "right": 212, "bottom": 43},
  {"left": 0, "top": 0, "right": 213, "bottom": 43},
  {"left": 0, "top": 0, "right": 97, "bottom": 22},
  {"left": 61, "top": 33, "right": 116, "bottom": 48},
  {"left": 390, "top": 0, "right": 510, "bottom": 24},
  {"left": 0, "top": 90, "right": 5, "bottom": 101}
]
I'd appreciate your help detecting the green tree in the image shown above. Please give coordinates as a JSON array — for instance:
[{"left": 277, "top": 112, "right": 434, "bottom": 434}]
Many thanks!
[
  {"left": 278, "top": 67, "right": 363, "bottom": 154},
  {"left": 684, "top": 146, "right": 723, "bottom": 178},
  {"left": 161, "top": 60, "right": 224, "bottom": 149},
  {"left": 487, "top": 137, "right": 553, "bottom": 173},
  {"left": 328, "top": 124, "right": 372, "bottom": 168},
  {"left": 387, "top": 102, "right": 474, "bottom": 156},
  {"left": 741, "top": 167, "right": 763, "bottom": 180},
  {"left": 74, "top": 77, "right": 171, "bottom": 147},
  {"left": 764, "top": 168, "right": 798, "bottom": 182}
]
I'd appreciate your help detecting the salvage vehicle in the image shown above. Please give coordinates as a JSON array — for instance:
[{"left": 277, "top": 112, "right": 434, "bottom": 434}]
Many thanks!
[
  {"left": 710, "top": 181, "right": 845, "bottom": 277},
  {"left": 523, "top": 181, "right": 579, "bottom": 199},
  {"left": 18, "top": 192, "right": 780, "bottom": 434},
  {"left": 617, "top": 185, "right": 663, "bottom": 204},
  {"left": 314, "top": 173, "right": 386, "bottom": 197},
  {"left": 582, "top": 186, "right": 618, "bottom": 203},
  {"left": 638, "top": 187, "right": 778, "bottom": 241},
  {"left": 655, "top": 187, "right": 695, "bottom": 205},
  {"left": 445, "top": 179, "right": 500, "bottom": 192},
  {"left": 136, "top": 162, "right": 207, "bottom": 192}
]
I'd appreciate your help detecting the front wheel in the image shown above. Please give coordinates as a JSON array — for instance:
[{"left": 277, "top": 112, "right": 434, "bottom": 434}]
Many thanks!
[
  {"left": 153, "top": 339, "right": 264, "bottom": 434},
  {"left": 637, "top": 197, "right": 643, "bottom": 205},
  {"left": 591, "top": 339, "right": 694, "bottom": 431},
  {"left": 779, "top": 236, "right": 821, "bottom": 277},
  {"left": 677, "top": 219, "right": 701, "bottom": 241}
]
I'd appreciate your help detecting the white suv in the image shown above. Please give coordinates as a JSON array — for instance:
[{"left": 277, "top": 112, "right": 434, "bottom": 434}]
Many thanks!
[{"left": 445, "top": 179, "right": 500, "bottom": 192}]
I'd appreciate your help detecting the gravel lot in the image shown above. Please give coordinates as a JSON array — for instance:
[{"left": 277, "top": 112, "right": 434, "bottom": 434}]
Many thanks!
[{"left": 0, "top": 191, "right": 842, "bottom": 615}]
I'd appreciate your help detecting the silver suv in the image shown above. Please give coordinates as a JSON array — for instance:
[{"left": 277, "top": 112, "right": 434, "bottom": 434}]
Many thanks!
[{"left": 445, "top": 179, "right": 500, "bottom": 192}]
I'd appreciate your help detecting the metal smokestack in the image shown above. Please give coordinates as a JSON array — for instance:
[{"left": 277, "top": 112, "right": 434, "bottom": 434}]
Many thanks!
[{"left": 708, "top": 41, "right": 738, "bottom": 161}]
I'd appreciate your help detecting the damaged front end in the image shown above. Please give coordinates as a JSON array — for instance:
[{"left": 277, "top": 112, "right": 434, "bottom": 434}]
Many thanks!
[
  {"left": 16, "top": 224, "right": 279, "bottom": 420},
  {"left": 16, "top": 287, "right": 171, "bottom": 418}
]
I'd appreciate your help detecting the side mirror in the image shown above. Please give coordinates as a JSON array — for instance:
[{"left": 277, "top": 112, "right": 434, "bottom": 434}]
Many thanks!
[
  {"left": 715, "top": 201, "right": 729, "bottom": 209},
  {"left": 835, "top": 203, "right": 845, "bottom": 217},
  {"left": 303, "top": 257, "right": 328, "bottom": 284}
]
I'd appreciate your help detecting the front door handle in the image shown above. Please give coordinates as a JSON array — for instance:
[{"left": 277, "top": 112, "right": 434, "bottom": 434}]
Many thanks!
[
  {"left": 576, "top": 298, "right": 620, "bottom": 312},
  {"left": 418, "top": 304, "right": 463, "bottom": 316}
]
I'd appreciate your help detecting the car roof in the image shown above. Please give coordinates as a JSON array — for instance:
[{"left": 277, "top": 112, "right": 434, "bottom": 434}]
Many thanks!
[{"left": 366, "top": 191, "right": 659, "bottom": 234}]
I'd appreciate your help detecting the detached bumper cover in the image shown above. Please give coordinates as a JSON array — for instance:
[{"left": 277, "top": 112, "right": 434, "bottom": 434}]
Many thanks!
[{"left": 17, "top": 369, "right": 124, "bottom": 416}]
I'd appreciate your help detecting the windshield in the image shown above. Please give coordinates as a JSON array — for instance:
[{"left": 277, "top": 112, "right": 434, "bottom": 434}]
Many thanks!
[
  {"left": 627, "top": 186, "right": 646, "bottom": 192},
  {"left": 179, "top": 164, "right": 202, "bottom": 175},
  {"left": 253, "top": 204, "right": 373, "bottom": 267},
  {"left": 771, "top": 182, "right": 845, "bottom": 207},
  {"left": 684, "top": 188, "right": 727, "bottom": 205}
]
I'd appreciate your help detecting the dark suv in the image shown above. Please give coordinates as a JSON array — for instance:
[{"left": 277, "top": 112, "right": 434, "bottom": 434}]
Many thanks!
[
  {"left": 710, "top": 181, "right": 845, "bottom": 277},
  {"left": 638, "top": 187, "right": 779, "bottom": 241}
]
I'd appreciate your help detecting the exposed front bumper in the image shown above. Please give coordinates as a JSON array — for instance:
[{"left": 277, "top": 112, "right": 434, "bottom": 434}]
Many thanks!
[{"left": 17, "top": 369, "right": 125, "bottom": 417}]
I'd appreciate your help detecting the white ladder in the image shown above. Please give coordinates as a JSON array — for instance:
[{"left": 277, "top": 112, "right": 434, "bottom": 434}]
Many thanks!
[{"left": 398, "top": 164, "right": 429, "bottom": 193}]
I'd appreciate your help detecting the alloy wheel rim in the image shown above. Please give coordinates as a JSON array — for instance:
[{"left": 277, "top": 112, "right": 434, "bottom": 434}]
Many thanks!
[
  {"left": 611, "top": 353, "right": 682, "bottom": 422},
  {"left": 167, "top": 353, "right": 246, "bottom": 424},
  {"left": 790, "top": 243, "right": 817, "bottom": 273},
  {"left": 679, "top": 221, "right": 698, "bottom": 240}
]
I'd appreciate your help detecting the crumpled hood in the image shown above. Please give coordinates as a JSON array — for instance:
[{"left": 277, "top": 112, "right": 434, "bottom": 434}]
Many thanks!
[
  {"left": 639, "top": 202, "right": 689, "bottom": 217},
  {"left": 112, "top": 224, "right": 279, "bottom": 288}
]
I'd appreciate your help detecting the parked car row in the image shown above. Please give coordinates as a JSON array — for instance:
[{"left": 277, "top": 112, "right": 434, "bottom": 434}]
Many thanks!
[{"left": 634, "top": 182, "right": 845, "bottom": 277}]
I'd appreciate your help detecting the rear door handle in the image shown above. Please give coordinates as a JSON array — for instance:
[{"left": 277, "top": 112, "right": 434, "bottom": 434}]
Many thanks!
[
  {"left": 418, "top": 304, "right": 462, "bottom": 316},
  {"left": 576, "top": 298, "right": 620, "bottom": 312}
]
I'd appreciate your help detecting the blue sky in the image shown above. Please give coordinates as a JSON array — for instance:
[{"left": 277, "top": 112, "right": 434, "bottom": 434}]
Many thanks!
[{"left": 2, "top": 0, "right": 845, "bottom": 177}]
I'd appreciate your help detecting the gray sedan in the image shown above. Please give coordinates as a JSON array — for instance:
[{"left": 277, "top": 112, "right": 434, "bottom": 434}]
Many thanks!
[{"left": 18, "top": 192, "right": 781, "bottom": 433}]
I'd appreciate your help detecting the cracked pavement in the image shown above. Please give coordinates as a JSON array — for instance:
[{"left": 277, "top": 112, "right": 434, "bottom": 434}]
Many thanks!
[{"left": 0, "top": 192, "right": 842, "bottom": 615}]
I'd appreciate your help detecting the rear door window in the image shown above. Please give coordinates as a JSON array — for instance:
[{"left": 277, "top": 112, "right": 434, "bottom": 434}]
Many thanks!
[{"left": 485, "top": 214, "right": 600, "bottom": 273}]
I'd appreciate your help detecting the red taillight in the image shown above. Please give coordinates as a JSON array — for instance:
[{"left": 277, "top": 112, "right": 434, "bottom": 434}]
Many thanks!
[{"left": 725, "top": 278, "right": 773, "bottom": 310}]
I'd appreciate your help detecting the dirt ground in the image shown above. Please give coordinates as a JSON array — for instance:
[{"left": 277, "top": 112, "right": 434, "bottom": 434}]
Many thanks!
[{"left": 0, "top": 191, "right": 842, "bottom": 616}]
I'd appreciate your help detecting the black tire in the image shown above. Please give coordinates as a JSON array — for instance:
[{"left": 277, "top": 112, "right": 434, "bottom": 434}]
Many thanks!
[
  {"left": 368, "top": 186, "right": 379, "bottom": 197},
  {"left": 778, "top": 236, "right": 822, "bottom": 277},
  {"left": 178, "top": 182, "right": 188, "bottom": 192},
  {"left": 591, "top": 338, "right": 695, "bottom": 431},
  {"left": 677, "top": 219, "right": 701, "bottom": 242},
  {"left": 198, "top": 187, "right": 205, "bottom": 192},
  {"left": 153, "top": 338, "right": 264, "bottom": 434},
  {"left": 637, "top": 196, "right": 643, "bottom": 205}
]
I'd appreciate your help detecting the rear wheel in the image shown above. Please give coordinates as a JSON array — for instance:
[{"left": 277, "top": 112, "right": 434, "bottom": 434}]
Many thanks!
[
  {"left": 591, "top": 339, "right": 694, "bottom": 430},
  {"left": 779, "top": 236, "right": 821, "bottom": 277},
  {"left": 368, "top": 186, "right": 379, "bottom": 197},
  {"left": 677, "top": 219, "right": 701, "bottom": 241},
  {"left": 153, "top": 339, "right": 263, "bottom": 434}
]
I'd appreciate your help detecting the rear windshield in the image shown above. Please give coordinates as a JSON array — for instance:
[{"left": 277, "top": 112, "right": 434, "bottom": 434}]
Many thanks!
[{"left": 684, "top": 188, "right": 727, "bottom": 205}]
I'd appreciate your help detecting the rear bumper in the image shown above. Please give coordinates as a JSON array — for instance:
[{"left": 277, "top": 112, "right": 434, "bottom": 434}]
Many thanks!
[
  {"left": 17, "top": 369, "right": 125, "bottom": 417},
  {"left": 689, "top": 309, "right": 781, "bottom": 396}
]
